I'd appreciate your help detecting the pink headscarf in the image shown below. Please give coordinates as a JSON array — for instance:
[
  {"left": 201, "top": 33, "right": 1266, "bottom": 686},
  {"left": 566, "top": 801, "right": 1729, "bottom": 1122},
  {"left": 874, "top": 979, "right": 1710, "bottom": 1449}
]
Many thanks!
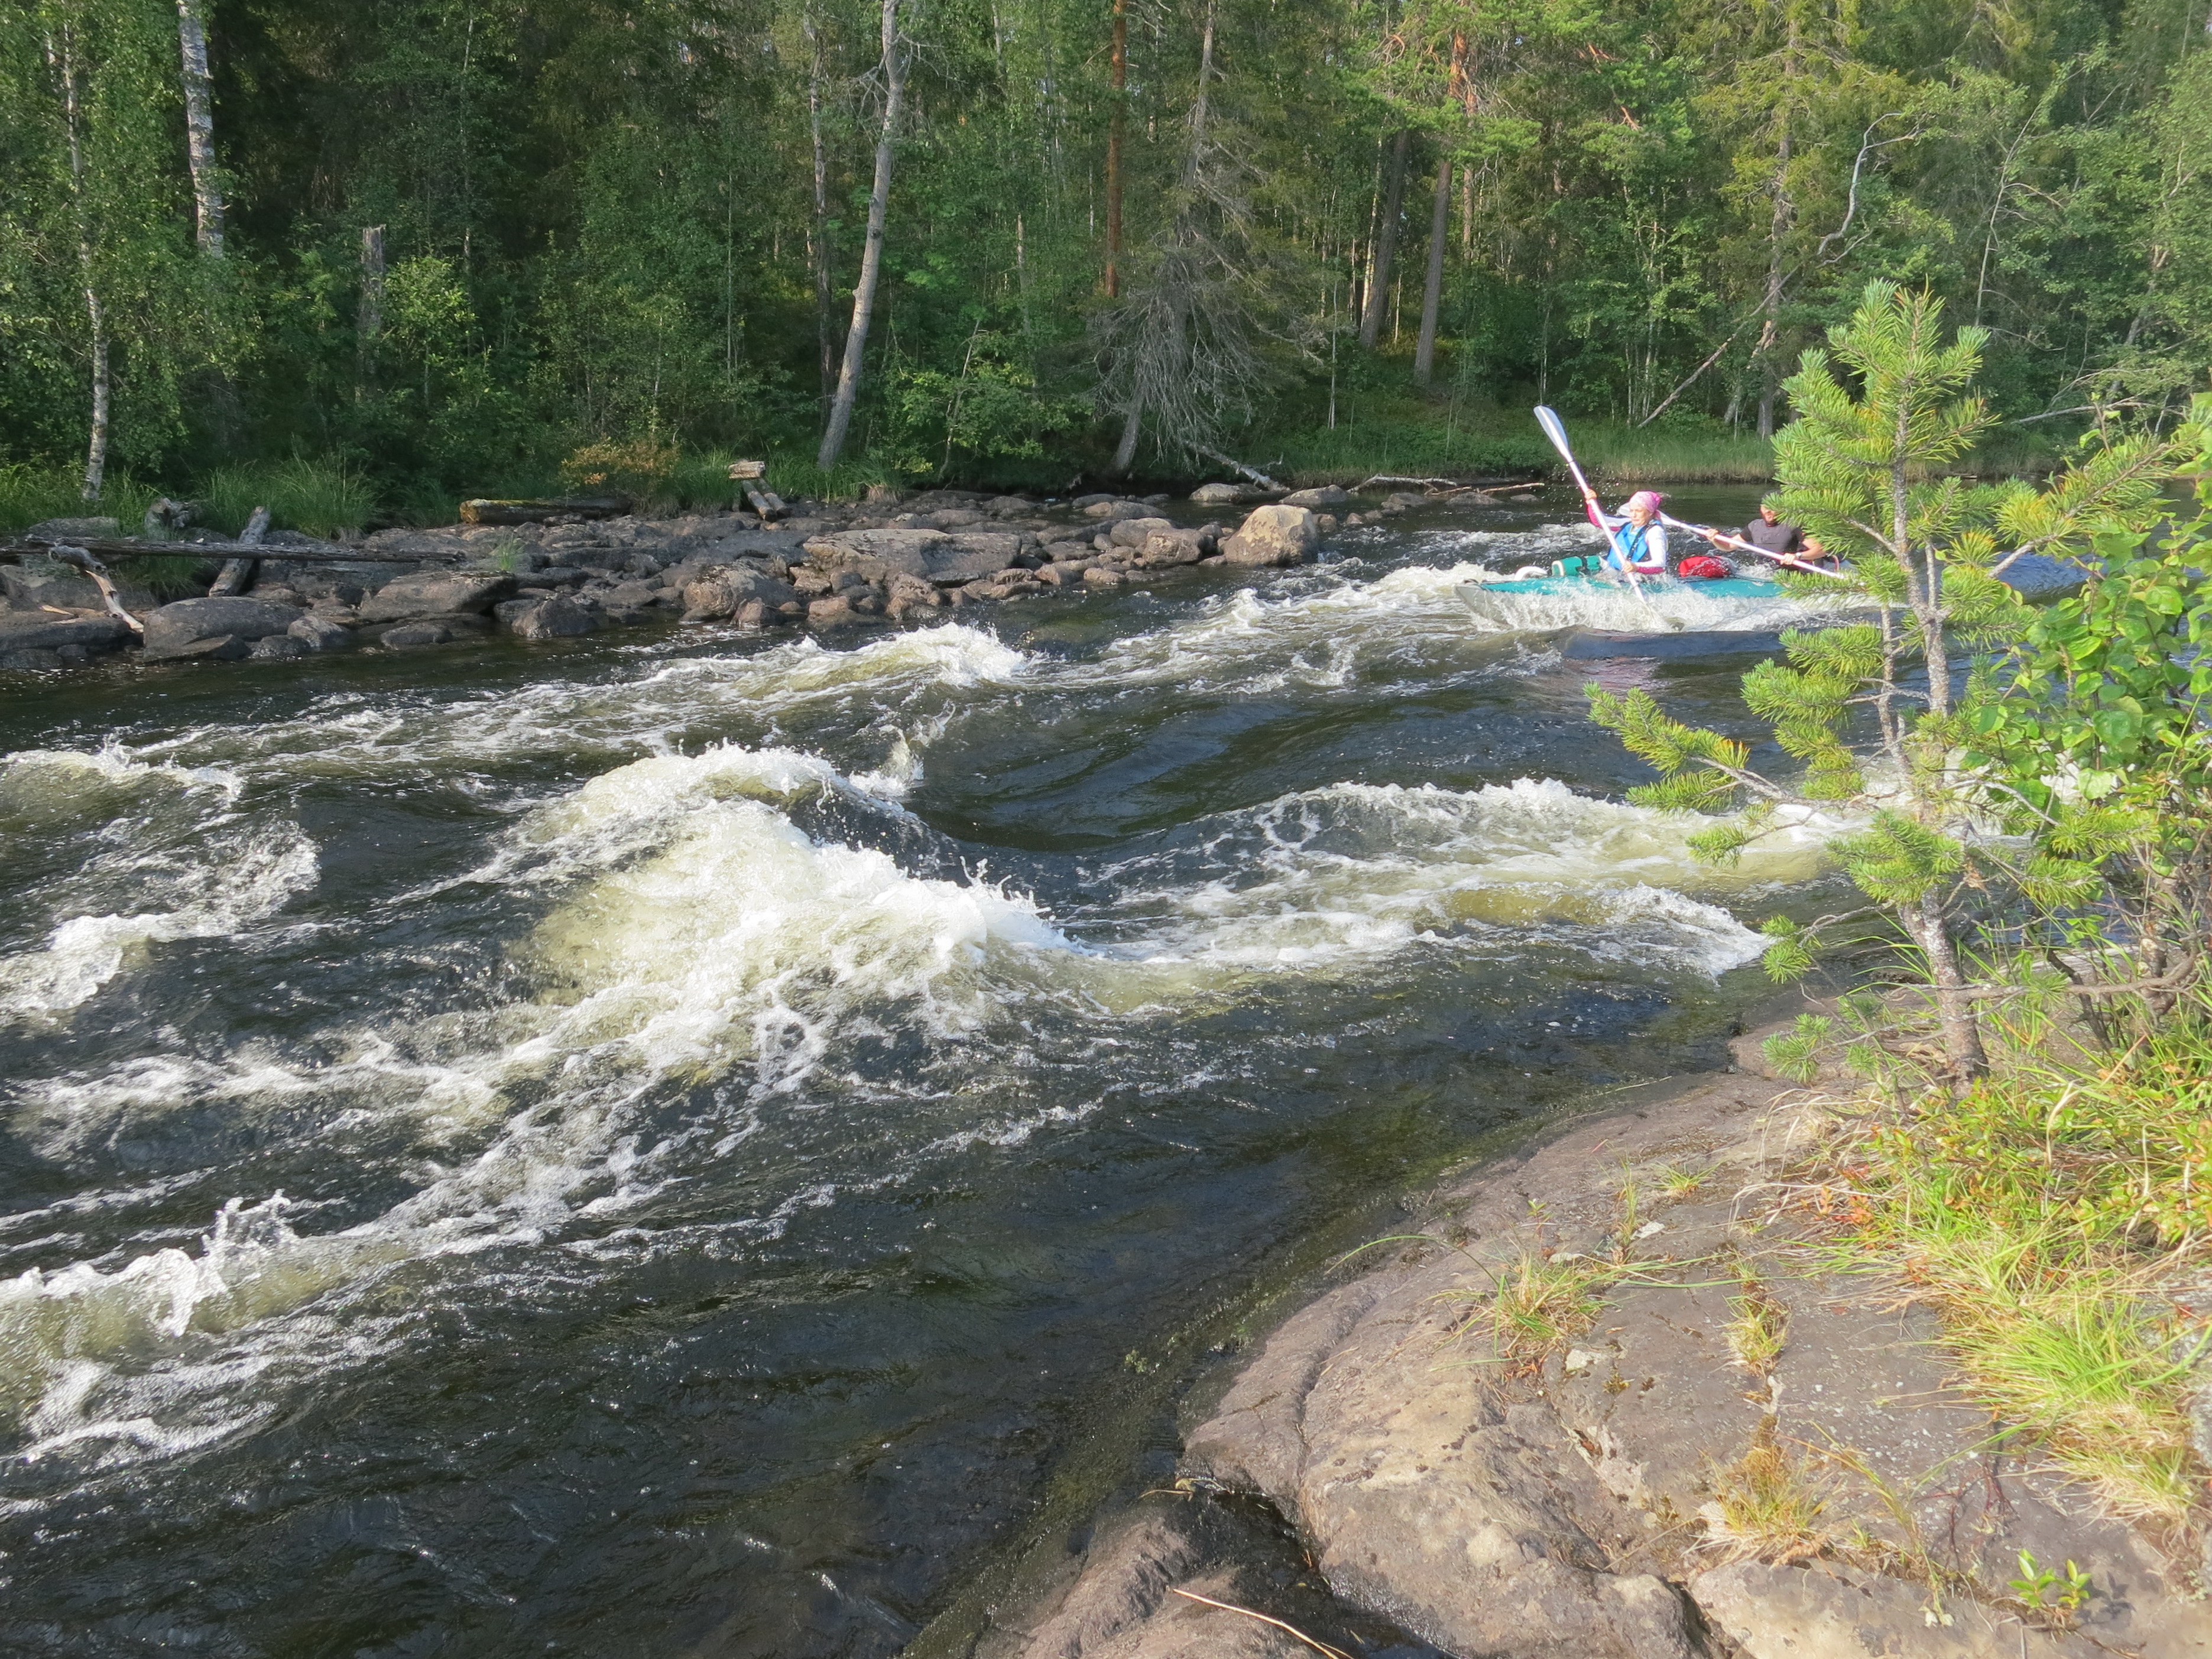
[{"left": 1624, "top": 490, "right": 1665, "bottom": 514}]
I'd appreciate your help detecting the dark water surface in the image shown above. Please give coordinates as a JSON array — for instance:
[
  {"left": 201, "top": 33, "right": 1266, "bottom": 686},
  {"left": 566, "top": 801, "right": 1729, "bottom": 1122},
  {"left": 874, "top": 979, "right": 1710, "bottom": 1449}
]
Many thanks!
[{"left": 0, "top": 494, "right": 1843, "bottom": 1657}]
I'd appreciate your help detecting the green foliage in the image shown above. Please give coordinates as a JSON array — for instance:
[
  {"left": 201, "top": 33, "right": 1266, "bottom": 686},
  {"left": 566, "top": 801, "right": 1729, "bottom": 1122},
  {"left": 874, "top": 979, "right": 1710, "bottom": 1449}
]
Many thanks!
[
  {"left": 1587, "top": 284, "right": 2201, "bottom": 1081},
  {"left": 1761, "top": 1013, "right": 1836, "bottom": 1083},
  {"left": 2009, "top": 1553, "right": 2093, "bottom": 1617},
  {"left": 200, "top": 456, "right": 377, "bottom": 537}
]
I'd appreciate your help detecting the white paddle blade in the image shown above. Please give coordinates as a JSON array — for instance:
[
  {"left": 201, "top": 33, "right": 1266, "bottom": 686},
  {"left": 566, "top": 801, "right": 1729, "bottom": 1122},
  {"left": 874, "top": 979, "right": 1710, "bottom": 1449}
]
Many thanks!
[{"left": 1533, "top": 406, "right": 1575, "bottom": 461}]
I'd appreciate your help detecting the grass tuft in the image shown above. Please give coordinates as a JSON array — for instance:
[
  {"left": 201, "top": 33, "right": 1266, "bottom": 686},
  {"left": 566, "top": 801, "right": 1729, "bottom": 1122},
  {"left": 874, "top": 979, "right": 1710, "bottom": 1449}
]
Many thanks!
[
  {"left": 1446, "top": 1250, "right": 1619, "bottom": 1363},
  {"left": 1726, "top": 1279, "right": 1789, "bottom": 1376},
  {"left": 1824, "top": 1011, "right": 2212, "bottom": 1522},
  {"left": 1701, "top": 1431, "right": 1832, "bottom": 1563}
]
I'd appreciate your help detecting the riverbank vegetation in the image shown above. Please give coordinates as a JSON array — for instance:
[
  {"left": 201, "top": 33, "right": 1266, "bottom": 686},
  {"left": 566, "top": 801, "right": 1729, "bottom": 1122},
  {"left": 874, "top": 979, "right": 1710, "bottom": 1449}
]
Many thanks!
[
  {"left": 4, "top": 0, "right": 2208, "bottom": 517},
  {"left": 1588, "top": 281, "right": 2211, "bottom": 1531}
]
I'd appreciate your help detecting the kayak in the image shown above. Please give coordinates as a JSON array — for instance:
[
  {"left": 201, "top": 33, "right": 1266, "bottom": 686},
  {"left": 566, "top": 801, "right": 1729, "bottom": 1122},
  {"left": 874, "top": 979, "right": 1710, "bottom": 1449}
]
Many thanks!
[{"left": 1459, "top": 573, "right": 1783, "bottom": 602}]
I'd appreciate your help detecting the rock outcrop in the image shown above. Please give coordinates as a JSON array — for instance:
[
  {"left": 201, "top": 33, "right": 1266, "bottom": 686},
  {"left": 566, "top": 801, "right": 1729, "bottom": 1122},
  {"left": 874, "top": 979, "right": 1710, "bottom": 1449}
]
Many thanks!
[
  {"left": 142, "top": 596, "right": 305, "bottom": 661},
  {"left": 356, "top": 569, "right": 515, "bottom": 623},
  {"left": 987, "top": 1052, "right": 2212, "bottom": 1659}
]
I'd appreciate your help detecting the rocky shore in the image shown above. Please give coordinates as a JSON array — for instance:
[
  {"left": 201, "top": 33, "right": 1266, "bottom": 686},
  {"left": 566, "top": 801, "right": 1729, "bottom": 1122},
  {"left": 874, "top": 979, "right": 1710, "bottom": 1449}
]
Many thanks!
[
  {"left": 0, "top": 479, "right": 1486, "bottom": 673},
  {"left": 961, "top": 1023, "right": 2211, "bottom": 1659}
]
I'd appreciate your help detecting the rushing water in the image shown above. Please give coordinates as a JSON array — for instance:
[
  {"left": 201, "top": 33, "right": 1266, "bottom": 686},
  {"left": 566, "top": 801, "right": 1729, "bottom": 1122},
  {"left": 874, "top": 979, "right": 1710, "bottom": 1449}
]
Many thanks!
[{"left": 0, "top": 493, "right": 1850, "bottom": 1657}]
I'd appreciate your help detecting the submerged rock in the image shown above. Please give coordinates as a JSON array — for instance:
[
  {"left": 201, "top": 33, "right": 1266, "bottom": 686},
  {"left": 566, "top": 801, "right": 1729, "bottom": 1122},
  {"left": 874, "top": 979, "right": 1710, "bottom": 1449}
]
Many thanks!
[
  {"left": 1282, "top": 485, "right": 1351, "bottom": 508},
  {"left": 510, "top": 596, "right": 596, "bottom": 639}
]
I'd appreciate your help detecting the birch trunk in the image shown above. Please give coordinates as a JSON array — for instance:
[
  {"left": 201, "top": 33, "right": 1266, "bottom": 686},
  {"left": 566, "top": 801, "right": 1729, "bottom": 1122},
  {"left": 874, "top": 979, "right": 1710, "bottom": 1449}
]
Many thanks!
[
  {"left": 1413, "top": 157, "right": 1450, "bottom": 384},
  {"left": 176, "top": 0, "right": 225, "bottom": 256},
  {"left": 818, "top": 0, "right": 906, "bottom": 469},
  {"left": 1358, "top": 130, "right": 1409, "bottom": 349},
  {"left": 51, "top": 26, "right": 109, "bottom": 498},
  {"left": 1753, "top": 17, "right": 1798, "bottom": 439}
]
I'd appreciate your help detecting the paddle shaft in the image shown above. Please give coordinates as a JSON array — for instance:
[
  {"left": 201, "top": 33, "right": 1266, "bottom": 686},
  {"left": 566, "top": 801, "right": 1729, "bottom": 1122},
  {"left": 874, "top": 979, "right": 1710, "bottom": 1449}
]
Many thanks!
[
  {"left": 1660, "top": 514, "right": 1851, "bottom": 581},
  {"left": 1532, "top": 407, "right": 1656, "bottom": 609}
]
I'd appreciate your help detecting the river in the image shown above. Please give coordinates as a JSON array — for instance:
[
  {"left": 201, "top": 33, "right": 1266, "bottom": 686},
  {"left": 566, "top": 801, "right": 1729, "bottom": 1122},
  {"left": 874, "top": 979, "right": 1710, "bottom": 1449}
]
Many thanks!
[{"left": 0, "top": 490, "right": 1847, "bottom": 1657}]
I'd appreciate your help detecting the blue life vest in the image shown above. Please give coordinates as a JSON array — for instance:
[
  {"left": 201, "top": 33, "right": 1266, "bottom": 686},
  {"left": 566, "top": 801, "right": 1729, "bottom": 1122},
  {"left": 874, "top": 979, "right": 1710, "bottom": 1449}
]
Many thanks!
[{"left": 1609, "top": 520, "right": 1659, "bottom": 572}]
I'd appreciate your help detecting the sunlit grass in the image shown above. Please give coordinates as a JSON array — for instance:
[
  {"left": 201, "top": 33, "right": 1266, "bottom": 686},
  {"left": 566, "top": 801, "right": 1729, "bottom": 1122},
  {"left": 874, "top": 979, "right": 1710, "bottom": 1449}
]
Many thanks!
[{"left": 1824, "top": 1009, "right": 2212, "bottom": 1521}]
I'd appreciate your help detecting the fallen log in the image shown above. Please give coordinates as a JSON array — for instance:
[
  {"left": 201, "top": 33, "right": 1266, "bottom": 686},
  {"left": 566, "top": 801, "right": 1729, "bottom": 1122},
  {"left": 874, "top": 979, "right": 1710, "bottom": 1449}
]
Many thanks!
[
  {"left": 1196, "top": 448, "right": 1288, "bottom": 494},
  {"left": 743, "top": 485, "right": 789, "bottom": 522},
  {"left": 207, "top": 505, "right": 269, "bottom": 596},
  {"left": 458, "top": 497, "right": 625, "bottom": 526},
  {"left": 2, "top": 535, "right": 461, "bottom": 564}
]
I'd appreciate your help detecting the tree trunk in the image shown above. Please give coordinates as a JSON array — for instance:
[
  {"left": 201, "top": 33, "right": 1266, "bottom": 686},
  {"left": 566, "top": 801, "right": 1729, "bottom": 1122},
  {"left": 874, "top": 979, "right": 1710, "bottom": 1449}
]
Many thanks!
[
  {"left": 818, "top": 0, "right": 906, "bottom": 469},
  {"left": 1414, "top": 155, "right": 1450, "bottom": 384},
  {"left": 1358, "top": 129, "right": 1409, "bottom": 349},
  {"left": 807, "top": 11, "right": 835, "bottom": 403},
  {"left": 1753, "top": 18, "right": 1798, "bottom": 440},
  {"left": 1912, "top": 893, "right": 1988, "bottom": 1088},
  {"left": 175, "top": 0, "right": 225, "bottom": 256},
  {"left": 358, "top": 225, "right": 385, "bottom": 352},
  {"left": 1111, "top": 393, "right": 1143, "bottom": 474},
  {"left": 52, "top": 25, "right": 108, "bottom": 499},
  {"left": 1105, "top": 0, "right": 1127, "bottom": 297}
]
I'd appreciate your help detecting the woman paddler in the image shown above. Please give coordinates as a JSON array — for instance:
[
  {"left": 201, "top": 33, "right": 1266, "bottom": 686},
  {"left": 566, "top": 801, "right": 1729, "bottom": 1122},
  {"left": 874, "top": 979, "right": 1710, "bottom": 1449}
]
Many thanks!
[{"left": 1578, "top": 487, "right": 1669, "bottom": 578}]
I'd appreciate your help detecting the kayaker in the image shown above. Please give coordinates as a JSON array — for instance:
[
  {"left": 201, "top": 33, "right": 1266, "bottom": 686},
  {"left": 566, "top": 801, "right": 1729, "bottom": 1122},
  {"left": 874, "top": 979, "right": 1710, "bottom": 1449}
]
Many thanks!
[
  {"left": 1580, "top": 488, "right": 1668, "bottom": 577},
  {"left": 1739, "top": 503, "right": 1805, "bottom": 558}
]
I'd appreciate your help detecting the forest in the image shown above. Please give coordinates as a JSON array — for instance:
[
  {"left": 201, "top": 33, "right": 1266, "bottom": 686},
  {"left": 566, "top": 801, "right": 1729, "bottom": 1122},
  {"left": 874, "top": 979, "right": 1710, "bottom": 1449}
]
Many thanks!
[{"left": 4, "top": 0, "right": 2210, "bottom": 521}]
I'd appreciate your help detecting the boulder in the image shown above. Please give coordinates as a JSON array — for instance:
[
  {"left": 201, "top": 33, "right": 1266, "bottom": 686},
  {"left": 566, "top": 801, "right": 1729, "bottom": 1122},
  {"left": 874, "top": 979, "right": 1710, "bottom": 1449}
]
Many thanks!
[
  {"left": 0, "top": 611, "right": 129, "bottom": 654},
  {"left": 248, "top": 635, "right": 312, "bottom": 661},
  {"left": 1218, "top": 504, "right": 1319, "bottom": 567},
  {"left": 142, "top": 597, "right": 304, "bottom": 660},
  {"left": 680, "top": 566, "right": 802, "bottom": 621},
  {"left": 380, "top": 621, "right": 455, "bottom": 647},
  {"left": 361, "top": 527, "right": 462, "bottom": 560},
  {"left": 0, "top": 647, "right": 67, "bottom": 672},
  {"left": 1189, "top": 482, "right": 1246, "bottom": 505},
  {"left": 985, "top": 495, "right": 1039, "bottom": 517},
  {"left": 1082, "top": 500, "right": 1152, "bottom": 522},
  {"left": 1282, "top": 485, "right": 1351, "bottom": 508},
  {"left": 510, "top": 597, "right": 596, "bottom": 639},
  {"left": 1140, "top": 527, "right": 1216, "bottom": 565},
  {"left": 357, "top": 569, "right": 515, "bottom": 623},
  {"left": 806, "top": 595, "right": 855, "bottom": 627},
  {"left": 603, "top": 578, "right": 664, "bottom": 610},
  {"left": 287, "top": 614, "right": 353, "bottom": 652},
  {"left": 1107, "top": 516, "right": 1175, "bottom": 549},
  {"left": 802, "top": 529, "right": 1026, "bottom": 587},
  {"left": 3, "top": 561, "right": 108, "bottom": 613}
]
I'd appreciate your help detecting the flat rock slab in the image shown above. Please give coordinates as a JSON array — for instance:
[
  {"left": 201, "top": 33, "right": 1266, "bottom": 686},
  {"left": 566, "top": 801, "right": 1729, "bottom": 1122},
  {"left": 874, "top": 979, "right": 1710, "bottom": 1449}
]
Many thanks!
[
  {"left": 143, "top": 597, "right": 303, "bottom": 659},
  {"left": 0, "top": 611, "right": 130, "bottom": 652},
  {"left": 1173, "top": 1058, "right": 2212, "bottom": 1659},
  {"left": 803, "top": 528, "right": 1029, "bottom": 587},
  {"left": 357, "top": 570, "right": 515, "bottom": 623}
]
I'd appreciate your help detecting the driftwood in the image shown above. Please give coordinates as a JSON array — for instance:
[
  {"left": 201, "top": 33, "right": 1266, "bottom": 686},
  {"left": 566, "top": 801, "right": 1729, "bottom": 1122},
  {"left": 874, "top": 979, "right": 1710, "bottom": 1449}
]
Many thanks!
[
  {"left": 207, "top": 505, "right": 268, "bottom": 596},
  {"left": 4, "top": 535, "right": 459, "bottom": 565},
  {"left": 1354, "top": 473, "right": 1547, "bottom": 497},
  {"left": 742, "top": 485, "right": 789, "bottom": 522},
  {"left": 727, "top": 459, "right": 767, "bottom": 481},
  {"left": 1197, "top": 447, "right": 1287, "bottom": 493},
  {"left": 45, "top": 546, "right": 145, "bottom": 634},
  {"left": 458, "top": 497, "right": 625, "bottom": 526}
]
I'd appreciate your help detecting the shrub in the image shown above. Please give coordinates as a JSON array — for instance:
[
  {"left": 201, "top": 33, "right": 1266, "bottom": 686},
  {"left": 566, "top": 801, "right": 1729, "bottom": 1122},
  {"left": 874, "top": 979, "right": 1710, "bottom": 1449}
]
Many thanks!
[{"left": 559, "top": 437, "right": 678, "bottom": 503}]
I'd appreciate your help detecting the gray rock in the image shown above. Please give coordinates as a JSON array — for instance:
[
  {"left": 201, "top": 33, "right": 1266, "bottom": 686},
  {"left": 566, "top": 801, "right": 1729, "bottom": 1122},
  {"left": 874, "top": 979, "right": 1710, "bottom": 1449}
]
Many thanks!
[
  {"left": 806, "top": 595, "right": 856, "bottom": 627},
  {"left": 1083, "top": 500, "right": 1152, "bottom": 523},
  {"left": 1107, "top": 516, "right": 1175, "bottom": 549},
  {"left": 1138, "top": 527, "right": 1216, "bottom": 565},
  {"left": 985, "top": 495, "right": 1039, "bottom": 517},
  {"left": 681, "top": 567, "right": 802, "bottom": 621},
  {"left": 1189, "top": 482, "right": 1246, "bottom": 505},
  {"left": 604, "top": 579, "right": 664, "bottom": 610},
  {"left": 0, "top": 647, "right": 66, "bottom": 672},
  {"left": 143, "top": 597, "right": 304, "bottom": 660},
  {"left": 802, "top": 528, "right": 1023, "bottom": 587},
  {"left": 1218, "top": 505, "right": 1319, "bottom": 567},
  {"left": 1282, "top": 485, "right": 1351, "bottom": 508},
  {"left": 0, "top": 611, "right": 130, "bottom": 653},
  {"left": 2, "top": 561, "right": 107, "bottom": 613},
  {"left": 380, "top": 621, "right": 455, "bottom": 647},
  {"left": 361, "top": 527, "right": 460, "bottom": 560},
  {"left": 356, "top": 569, "right": 515, "bottom": 622},
  {"left": 247, "top": 634, "right": 313, "bottom": 660},
  {"left": 154, "top": 633, "right": 254, "bottom": 662},
  {"left": 1690, "top": 1561, "right": 2083, "bottom": 1658},
  {"left": 510, "top": 597, "right": 596, "bottom": 639},
  {"left": 286, "top": 613, "right": 353, "bottom": 652}
]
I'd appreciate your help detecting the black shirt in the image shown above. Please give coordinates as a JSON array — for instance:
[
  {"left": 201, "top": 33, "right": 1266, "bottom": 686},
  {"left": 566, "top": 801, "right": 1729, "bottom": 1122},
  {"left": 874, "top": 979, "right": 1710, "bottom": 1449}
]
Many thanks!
[{"left": 1741, "top": 517, "right": 1804, "bottom": 555}]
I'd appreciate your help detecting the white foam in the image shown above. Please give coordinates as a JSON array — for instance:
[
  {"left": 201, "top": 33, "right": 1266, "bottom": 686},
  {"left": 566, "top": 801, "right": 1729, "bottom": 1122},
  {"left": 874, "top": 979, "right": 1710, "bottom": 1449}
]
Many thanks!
[
  {"left": 0, "top": 750, "right": 316, "bottom": 1020},
  {"left": 1097, "top": 777, "right": 1838, "bottom": 977}
]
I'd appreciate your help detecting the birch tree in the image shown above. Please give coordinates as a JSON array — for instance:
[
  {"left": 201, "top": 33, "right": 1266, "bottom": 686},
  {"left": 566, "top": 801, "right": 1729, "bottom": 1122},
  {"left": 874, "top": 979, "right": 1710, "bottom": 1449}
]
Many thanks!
[
  {"left": 818, "top": 0, "right": 906, "bottom": 468},
  {"left": 174, "top": 0, "right": 222, "bottom": 256}
]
